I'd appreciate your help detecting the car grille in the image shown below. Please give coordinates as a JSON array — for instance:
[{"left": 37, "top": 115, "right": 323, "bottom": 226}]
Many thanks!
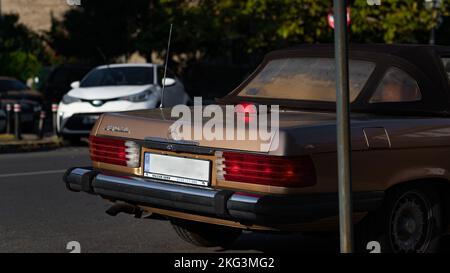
[{"left": 64, "top": 114, "right": 100, "bottom": 131}]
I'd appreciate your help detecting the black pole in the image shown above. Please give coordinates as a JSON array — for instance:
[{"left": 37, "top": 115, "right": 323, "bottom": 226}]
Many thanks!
[
  {"left": 6, "top": 104, "right": 11, "bottom": 134},
  {"left": 52, "top": 104, "right": 58, "bottom": 136},
  {"left": 14, "top": 103, "right": 22, "bottom": 140},
  {"left": 430, "top": 24, "right": 436, "bottom": 45},
  {"left": 333, "top": 0, "right": 353, "bottom": 253},
  {"left": 38, "top": 111, "right": 46, "bottom": 139}
]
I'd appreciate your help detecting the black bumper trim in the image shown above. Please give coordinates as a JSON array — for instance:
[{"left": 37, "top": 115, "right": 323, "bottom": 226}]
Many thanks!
[{"left": 63, "top": 167, "right": 385, "bottom": 225}]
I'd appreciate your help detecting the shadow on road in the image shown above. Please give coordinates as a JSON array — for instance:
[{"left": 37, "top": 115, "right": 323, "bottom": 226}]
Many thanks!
[
  {"left": 220, "top": 232, "right": 450, "bottom": 253},
  {"left": 221, "top": 232, "right": 339, "bottom": 253}
]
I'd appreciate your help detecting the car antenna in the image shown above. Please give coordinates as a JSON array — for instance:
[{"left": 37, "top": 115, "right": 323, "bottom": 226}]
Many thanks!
[
  {"left": 96, "top": 47, "right": 117, "bottom": 85},
  {"left": 160, "top": 23, "right": 173, "bottom": 109}
]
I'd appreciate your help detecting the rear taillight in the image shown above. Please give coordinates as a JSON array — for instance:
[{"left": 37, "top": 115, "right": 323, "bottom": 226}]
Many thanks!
[
  {"left": 216, "top": 151, "right": 316, "bottom": 188},
  {"left": 89, "top": 136, "right": 141, "bottom": 167}
]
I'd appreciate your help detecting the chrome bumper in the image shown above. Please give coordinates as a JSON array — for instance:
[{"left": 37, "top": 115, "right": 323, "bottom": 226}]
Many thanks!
[{"left": 63, "top": 167, "right": 384, "bottom": 225}]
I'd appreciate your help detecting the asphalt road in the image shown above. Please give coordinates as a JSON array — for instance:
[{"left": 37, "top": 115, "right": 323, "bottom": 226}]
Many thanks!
[{"left": 0, "top": 147, "right": 338, "bottom": 253}]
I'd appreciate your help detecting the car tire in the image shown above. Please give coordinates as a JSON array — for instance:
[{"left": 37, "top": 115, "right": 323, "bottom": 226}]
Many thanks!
[
  {"left": 356, "top": 184, "right": 444, "bottom": 253},
  {"left": 171, "top": 219, "right": 242, "bottom": 248},
  {"left": 63, "top": 136, "right": 83, "bottom": 146}
]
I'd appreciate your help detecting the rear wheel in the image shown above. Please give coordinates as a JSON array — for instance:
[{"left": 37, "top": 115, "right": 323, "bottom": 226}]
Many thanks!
[
  {"left": 63, "top": 135, "right": 83, "bottom": 146},
  {"left": 171, "top": 219, "right": 242, "bottom": 248},
  {"left": 356, "top": 185, "right": 443, "bottom": 253}
]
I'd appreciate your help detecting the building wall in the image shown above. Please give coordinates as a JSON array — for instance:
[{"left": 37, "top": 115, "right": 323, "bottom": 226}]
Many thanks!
[
  {"left": 1, "top": 0, "right": 70, "bottom": 32},
  {"left": 1, "top": 0, "right": 147, "bottom": 63}
]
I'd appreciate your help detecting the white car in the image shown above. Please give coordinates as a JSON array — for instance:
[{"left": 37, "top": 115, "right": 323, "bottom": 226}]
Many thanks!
[{"left": 57, "top": 63, "right": 190, "bottom": 141}]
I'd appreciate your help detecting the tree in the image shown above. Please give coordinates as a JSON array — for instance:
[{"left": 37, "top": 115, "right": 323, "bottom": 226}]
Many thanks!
[
  {"left": 47, "top": 0, "right": 450, "bottom": 98},
  {"left": 351, "top": 0, "right": 449, "bottom": 44},
  {"left": 47, "top": 0, "right": 150, "bottom": 64},
  {"left": 0, "top": 14, "right": 50, "bottom": 81}
]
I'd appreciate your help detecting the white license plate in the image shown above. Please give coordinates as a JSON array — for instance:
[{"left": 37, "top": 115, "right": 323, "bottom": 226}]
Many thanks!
[
  {"left": 143, "top": 153, "right": 211, "bottom": 186},
  {"left": 82, "top": 115, "right": 99, "bottom": 125}
]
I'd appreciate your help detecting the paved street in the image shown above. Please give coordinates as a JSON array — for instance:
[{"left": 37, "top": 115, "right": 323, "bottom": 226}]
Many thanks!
[{"left": 0, "top": 147, "right": 338, "bottom": 253}]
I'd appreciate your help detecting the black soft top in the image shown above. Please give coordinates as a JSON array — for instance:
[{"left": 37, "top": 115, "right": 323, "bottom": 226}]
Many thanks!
[{"left": 221, "top": 44, "right": 450, "bottom": 116}]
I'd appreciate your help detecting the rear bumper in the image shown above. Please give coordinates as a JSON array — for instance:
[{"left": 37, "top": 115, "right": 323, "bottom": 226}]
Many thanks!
[{"left": 63, "top": 167, "right": 385, "bottom": 226}]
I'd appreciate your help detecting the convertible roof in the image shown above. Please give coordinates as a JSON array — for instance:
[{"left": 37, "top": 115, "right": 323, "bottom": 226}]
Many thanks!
[{"left": 222, "top": 44, "right": 450, "bottom": 116}]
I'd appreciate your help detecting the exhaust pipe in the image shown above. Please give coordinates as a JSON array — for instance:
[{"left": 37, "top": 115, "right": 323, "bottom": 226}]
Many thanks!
[{"left": 106, "top": 202, "right": 143, "bottom": 218}]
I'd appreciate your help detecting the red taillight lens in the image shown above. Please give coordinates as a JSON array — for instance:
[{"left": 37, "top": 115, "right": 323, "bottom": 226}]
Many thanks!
[
  {"left": 89, "top": 136, "right": 140, "bottom": 167},
  {"left": 216, "top": 152, "right": 316, "bottom": 188},
  {"left": 235, "top": 103, "right": 257, "bottom": 114}
]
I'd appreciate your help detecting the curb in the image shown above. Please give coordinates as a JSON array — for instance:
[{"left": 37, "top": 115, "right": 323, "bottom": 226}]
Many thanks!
[{"left": 0, "top": 136, "right": 63, "bottom": 154}]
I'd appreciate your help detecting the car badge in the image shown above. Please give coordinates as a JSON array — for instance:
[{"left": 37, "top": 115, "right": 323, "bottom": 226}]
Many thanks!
[
  {"left": 92, "top": 100, "right": 104, "bottom": 106},
  {"left": 104, "top": 125, "right": 130, "bottom": 134}
]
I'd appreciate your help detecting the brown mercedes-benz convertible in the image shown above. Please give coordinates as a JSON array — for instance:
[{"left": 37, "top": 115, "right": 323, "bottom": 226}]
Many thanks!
[{"left": 64, "top": 44, "right": 450, "bottom": 252}]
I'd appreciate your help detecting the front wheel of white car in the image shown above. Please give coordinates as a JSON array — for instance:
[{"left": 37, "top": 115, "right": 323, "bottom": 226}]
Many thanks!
[{"left": 62, "top": 135, "right": 83, "bottom": 146}]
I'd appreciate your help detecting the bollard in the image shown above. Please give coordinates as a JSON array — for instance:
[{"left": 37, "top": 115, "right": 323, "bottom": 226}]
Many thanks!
[
  {"left": 5, "top": 103, "right": 11, "bottom": 134},
  {"left": 52, "top": 103, "right": 59, "bottom": 136},
  {"left": 13, "top": 103, "right": 22, "bottom": 140},
  {"left": 38, "top": 110, "right": 46, "bottom": 139}
]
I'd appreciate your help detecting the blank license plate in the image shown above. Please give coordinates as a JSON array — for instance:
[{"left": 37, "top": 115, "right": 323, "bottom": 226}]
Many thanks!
[
  {"left": 143, "top": 153, "right": 211, "bottom": 186},
  {"left": 82, "top": 115, "right": 99, "bottom": 125}
]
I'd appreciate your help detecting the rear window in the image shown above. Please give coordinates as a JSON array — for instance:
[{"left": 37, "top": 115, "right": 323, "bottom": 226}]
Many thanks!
[
  {"left": 0, "top": 79, "right": 28, "bottom": 92},
  {"left": 238, "top": 58, "right": 375, "bottom": 102},
  {"left": 369, "top": 67, "right": 421, "bottom": 103},
  {"left": 80, "top": 66, "right": 154, "bottom": 87}
]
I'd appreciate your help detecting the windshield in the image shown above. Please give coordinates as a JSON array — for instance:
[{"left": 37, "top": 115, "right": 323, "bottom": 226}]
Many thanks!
[
  {"left": 238, "top": 58, "right": 375, "bottom": 102},
  {"left": 80, "top": 66, "right": 154, "bottom": 87},
  {"left": 0, "top": 79, "right": 29, "bottom": 92}
]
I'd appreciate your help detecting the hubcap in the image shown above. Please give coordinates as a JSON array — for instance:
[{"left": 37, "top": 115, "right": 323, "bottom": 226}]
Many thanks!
[{"left": 389, "top": 191, "right": 433, "bottom": 253}]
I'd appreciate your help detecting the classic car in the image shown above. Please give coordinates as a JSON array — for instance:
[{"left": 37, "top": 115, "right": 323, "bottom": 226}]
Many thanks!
[{"left": 64, "top": 44, "right": 450, "bottom": 253}]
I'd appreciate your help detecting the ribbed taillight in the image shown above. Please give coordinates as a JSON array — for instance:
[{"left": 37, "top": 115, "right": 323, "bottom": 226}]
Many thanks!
[
  {"left": 89, "top": 136, "right": 140, "bottom": 167},
  {"left": 216, "top": 151, "right": 316, "bottom": 188}
]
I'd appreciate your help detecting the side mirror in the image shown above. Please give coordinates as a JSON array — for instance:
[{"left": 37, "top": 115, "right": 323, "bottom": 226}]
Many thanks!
[
  {"left": 162, "top": 77, "right": 176, "bottom": 87},
  {"left": 70, "top": 81, "right": 80, "bottom": 89}
]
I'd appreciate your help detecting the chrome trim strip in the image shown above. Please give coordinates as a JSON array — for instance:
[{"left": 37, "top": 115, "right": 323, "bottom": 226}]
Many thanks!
[
  {"left": 143, "top": 136, "right": 200, "bottom": 146},
  {"left": 93, "top": 174, "right": 217, "bottom": 199},
  {"left": 229, "top": 194, "right": 259, "bottom": 204},
  {"left": 71, "top": 168, "right": 92, "bottom": 176}
]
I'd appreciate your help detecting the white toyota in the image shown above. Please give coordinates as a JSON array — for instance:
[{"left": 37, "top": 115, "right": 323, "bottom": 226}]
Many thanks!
[{"left": 57, "top": 63, "right": 190, "bottom": 141}]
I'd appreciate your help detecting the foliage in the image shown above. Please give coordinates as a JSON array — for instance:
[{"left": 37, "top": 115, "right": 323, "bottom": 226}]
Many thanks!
[
  {"left": 46, "top": 0, "right": 150, "bottom": 64},
  {"left": 0, "top": 14, "right": 50, "bottom": 81},
  {"left": 0, "top": 51, "right": 41, "bottom": 82},
  {"left": 48, "top": 0, "right": 450, "bottom": 64},
  {"left": 351, "top": 0, "right": 450, "bottom": 43}
]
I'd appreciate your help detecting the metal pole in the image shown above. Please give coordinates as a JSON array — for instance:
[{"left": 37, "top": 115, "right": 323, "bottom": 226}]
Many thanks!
[
  {"left": 429, "top": 27, "right": 435, "bottom": 45},
  {"left": 38, "top": 111, "right": 46, "bottom": 139},
  {"left": 5, "top": 104, "right": 11, "bottom": 134},
  {"left": 333, "top": 0, "right": 353, "bottom": 253},
  {"left": 52, "top": 104, "right": 58, "bottom": 135},
  {"left": 14, "top": 103, "right": 22, "bottom": 140}
]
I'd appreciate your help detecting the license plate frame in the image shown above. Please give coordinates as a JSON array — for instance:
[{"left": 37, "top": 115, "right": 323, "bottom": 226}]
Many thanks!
[{"left": 143, "top": 152, "right": 211, "bottom": 187}]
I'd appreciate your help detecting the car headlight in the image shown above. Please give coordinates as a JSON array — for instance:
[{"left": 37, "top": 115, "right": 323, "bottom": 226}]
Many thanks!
[
  {"left": 121, "top": 90, "right": 152, "bottom": 102},
  {"left": 62, "top": 94, "right": 81, "bottom": 104}
]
